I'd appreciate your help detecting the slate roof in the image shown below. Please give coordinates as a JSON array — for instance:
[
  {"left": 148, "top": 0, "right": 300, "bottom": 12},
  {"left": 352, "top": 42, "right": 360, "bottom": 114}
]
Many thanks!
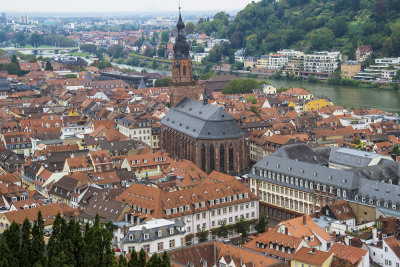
[
  {"left": 0, "top": 77, "right": 10, "bottom": 91},
  {"left": 329, "top": 147, "right": 386, "bottom": 168},
  {"left": 161, "top": 98, "right": 244, "bottom": 140},
  {"left": 252, "top": 154, "right": 358, "bottom": 190},
  {"left": 273, "top": 144, "right": 329, "bottom": 165},
  {"left": 357, "top": 178, "right": 400, "bottom": 205},
  {"left": 122, "top": 219, "right": 185, "bottom": 244}
]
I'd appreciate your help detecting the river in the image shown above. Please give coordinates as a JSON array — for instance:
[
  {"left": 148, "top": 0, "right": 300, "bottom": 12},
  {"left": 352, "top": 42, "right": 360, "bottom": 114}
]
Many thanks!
[
  {"left": 262, "top": 79, "right": 400, "bottom": 114},
  {"left": 17, "top": 50, "right": 400, "bottom": 112}
]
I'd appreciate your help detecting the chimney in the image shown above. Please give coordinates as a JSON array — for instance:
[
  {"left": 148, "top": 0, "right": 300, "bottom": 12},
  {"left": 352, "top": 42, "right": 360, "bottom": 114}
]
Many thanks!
[
  {"left": 372, "top": 228, "right": 378, "bottom": 245},
  {"left": 303, "top": 215, "right": 307, "bottom": 225}
]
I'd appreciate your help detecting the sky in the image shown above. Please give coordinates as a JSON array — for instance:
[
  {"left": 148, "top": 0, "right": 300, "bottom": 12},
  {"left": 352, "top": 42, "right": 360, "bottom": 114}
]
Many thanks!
[{"left": 2, "top": 0, "right": 257, "bottom": 13}]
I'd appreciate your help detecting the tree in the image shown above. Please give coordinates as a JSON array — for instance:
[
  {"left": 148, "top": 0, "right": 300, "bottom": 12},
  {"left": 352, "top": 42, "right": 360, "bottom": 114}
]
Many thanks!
[
  {"left": 67, "top": 219, "right": 84, "bottom": 266},
  {"left": 391, "top": 144, "right": 400, "bottom": 156},
  {"left": 15, "top": 31, "right": 26, "bottom": 46},
  {"left": 157, "top": 46, "right": 166, "bottom": 58},
  {"left": 196, "top": 227, "right": 209, "bottom": 243},
  {"left": 245, "top": 34, "right": 258, "bottom": 56},
  {"left": 255, "top": 216, "right": 268, "bottom": 233},
  {"left": 154, "top": 77, "right": 172, "bottom": 87},
  {"left": 161, "top": 251, "right": 171, "bottom": 267},
  {"left": 80, "top": 44, "right": 97, "bottom": 53},
  {"left": 31, "top": 211, "right": 46, "bottom": 266},
  {"left": 248, "top": 106, "right": 260, "bottom": 116},
  {"left": 246, "top": 96, "right": 257, "bottom": 104},
  {"left": 0, "top": 236, "right": 12, "bottom": 267},
  {"left": 106, "top": 45, "right": 124, "bottom": 59},
  {"left": 128, "top": 249, "right": 139, "bottom": 267},
  {"left": 118, "top": 254, "right": 128, "bottom": 267},
  {"left": 185, "top": 22, "right": 195, "bottom": 34},
  {"left": 20, "top": 218, "right": 32, "bottom": 267},
  {"left": 146, "top": 253, "right": 162, "bottom": 267},
  {"left": 216, "top": 221, "right": 229, "bottom": 239},
  {"left": 2, "top": 222, "right": 19, "bottom": 267},
  {"left": 222, "top": 79, "right": 264, "bottom": 94},
  {"left": 235, "top": 217, "right": 250, "bottom": 244},
  {"left": 95, "top": 47, "right": 106, "bottom": 60},
  {"left": 161, "top": 31, "right": 170, "bottom": 44},
  {"left": 310, "top": 28, "right": 335, "bottom": 51},
  {"left": 138, "top": 248, "right": 146, "bottom": 267},
  {"left": 47, "top": 213, "right": 69, "bottom": 266},
  {"left": 390, "top": 23, "right": 400, "bottom": 56},
  {"left": 45, "top": 61, "right": 53, "bottom": 71},
  {"left": 30, "top": 33, "right": 43, "bottom": 47},
  {"left": 193, "top": 44, "right": 205, "bottom": 53},
  {"left": 394, "top": 69, "right": 400, "bottom": 81}
]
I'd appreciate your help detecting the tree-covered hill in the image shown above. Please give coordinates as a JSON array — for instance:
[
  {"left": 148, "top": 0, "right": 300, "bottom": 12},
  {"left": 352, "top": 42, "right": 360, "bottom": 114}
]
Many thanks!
[{"left": 197, "top": 0, "right": 400, "bottom": 59}]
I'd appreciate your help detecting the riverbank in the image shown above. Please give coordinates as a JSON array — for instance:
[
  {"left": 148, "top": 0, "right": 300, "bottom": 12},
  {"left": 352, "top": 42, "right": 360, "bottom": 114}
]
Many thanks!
[{"left": 261, "top": 79, "right": 400, "bottom": 113}]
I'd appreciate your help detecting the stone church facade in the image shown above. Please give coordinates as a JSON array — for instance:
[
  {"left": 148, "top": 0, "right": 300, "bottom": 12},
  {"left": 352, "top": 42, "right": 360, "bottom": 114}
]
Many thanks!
[{"left": 160, "top": 12, "right": 248, "bottom": 175}]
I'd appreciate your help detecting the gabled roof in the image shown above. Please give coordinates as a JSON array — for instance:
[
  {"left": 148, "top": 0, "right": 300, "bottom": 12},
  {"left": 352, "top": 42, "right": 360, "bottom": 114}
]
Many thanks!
[
  {"left": 329, "top": 243, "right": 367, "bottom": 265},
  {"left": 292, "top": 247, "right": 333, "bottom": 266},
  {"left": 277, "top": 215, "right": 332, "bottom": 247},
  {"left": 384, "top": 236, "right": 400, "bottom": 259},
  {"left": 325, "top": 201, "right": 356, "bottom": 221},
  {"left": 161, "top": 98, "right": 244, "bottom": 140},
  {"left": 167, "top": 240, "right": 281, "bottom": 267},
  {"left": 1, "top": 203, "right": 77, "bottom": 226}
]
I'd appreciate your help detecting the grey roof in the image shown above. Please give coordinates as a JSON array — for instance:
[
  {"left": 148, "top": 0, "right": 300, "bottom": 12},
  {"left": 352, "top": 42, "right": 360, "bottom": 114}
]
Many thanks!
[
  {"left": 251, "top": 154, "right": 358, "bottom": 190},
  {"left": 0, "top": 77, "right": 10, "bottom": 91},
  {"left": 81, "top": 195, "right": 127, "bottom": 221},
  {"left": 357, "top": 178, "right": 400, "bottom": 206},
  {"left": 99, "top": 140, "right": 139, "bottom": 152},
  {"left": 138, "top": 77, "right": 146, "bottom": 89},
  {"left": 122, "top": 220, "right": 185, "bottom": 244},
  {"left": 353, "top": 162, "right": 400, "bottom": 183},
  {"left": 273, "top": 144, "right": 329, "bottom": 165},
  {"left": 161, "top": 98, "right": 244, "bottom": 140},
  {"left": 329, "top": 147, "right": 385, "bottom": 168}
]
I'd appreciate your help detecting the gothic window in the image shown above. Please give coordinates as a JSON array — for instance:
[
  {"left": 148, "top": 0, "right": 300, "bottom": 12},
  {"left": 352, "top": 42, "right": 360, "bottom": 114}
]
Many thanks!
[
  {"left": 183, "top": 66, "right": 186, "bottom": 76},
  {"left": 220, "top": 144, "right": 225, "bottom": 173},
  {"left": 210, "top": 144, "right": 215, "bottom": 172},
  {"left": 201, "top": 145, "right": 206, "bottom": 171},
  {"left": 229, "top": 146, "right": 234, "bottom": 172}
]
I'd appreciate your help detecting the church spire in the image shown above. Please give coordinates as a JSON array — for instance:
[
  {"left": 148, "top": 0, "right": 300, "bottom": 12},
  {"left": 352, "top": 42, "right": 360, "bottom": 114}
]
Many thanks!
[{"left": 173, "top": 5, "right": 190, "bottom": 59}]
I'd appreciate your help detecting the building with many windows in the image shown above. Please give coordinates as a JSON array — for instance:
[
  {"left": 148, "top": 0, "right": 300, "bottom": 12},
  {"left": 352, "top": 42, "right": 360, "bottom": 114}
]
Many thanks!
[
  {"left": 249, "top": 144, "right": 400, "bottom": 221},
  {"left": 116, "top": 176, "right": 259, "bottom": 244},
  {"left": 121, "top": 219, "right": 186, "bottom": 255},
  {"left": 304, "top": 51, "right": 342, "bottom": 74}
]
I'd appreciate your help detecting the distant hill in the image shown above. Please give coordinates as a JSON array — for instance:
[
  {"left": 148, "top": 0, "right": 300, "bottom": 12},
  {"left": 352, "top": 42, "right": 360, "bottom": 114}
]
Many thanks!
[{"left": 197, "top": 0, "right": 400, "bottom": 59}]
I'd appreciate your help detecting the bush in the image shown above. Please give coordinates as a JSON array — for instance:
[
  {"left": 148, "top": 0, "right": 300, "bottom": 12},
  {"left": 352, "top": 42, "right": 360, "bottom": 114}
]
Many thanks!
[{"left": 222, "top": 79, "right": 264, "bottom": 94}]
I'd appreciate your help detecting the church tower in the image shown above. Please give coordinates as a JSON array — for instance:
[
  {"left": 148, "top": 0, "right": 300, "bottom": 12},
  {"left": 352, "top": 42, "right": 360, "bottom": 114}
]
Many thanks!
[{"left": 169, "top": 8, "right": 200, "bottom": 107}]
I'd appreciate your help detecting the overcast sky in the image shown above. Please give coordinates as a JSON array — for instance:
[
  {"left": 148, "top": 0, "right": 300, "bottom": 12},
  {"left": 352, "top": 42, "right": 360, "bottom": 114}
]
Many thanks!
[{"left": 2, "top": 0, "right": 257, "bottom": 13}]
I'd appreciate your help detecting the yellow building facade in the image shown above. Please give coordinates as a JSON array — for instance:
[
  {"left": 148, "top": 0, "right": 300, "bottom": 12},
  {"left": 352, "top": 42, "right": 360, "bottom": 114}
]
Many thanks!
[
  {"left": 305, "top": 99, "right": 330, "bottom": 111},
  {"left": 341, "top": 61, "right": 361, "bottom": 79}
]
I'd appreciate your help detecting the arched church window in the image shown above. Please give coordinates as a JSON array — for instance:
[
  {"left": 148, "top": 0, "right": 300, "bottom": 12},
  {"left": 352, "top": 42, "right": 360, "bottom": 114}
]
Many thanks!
[{"left": 210, "top": 144, "right": 215, "bottom": 172}]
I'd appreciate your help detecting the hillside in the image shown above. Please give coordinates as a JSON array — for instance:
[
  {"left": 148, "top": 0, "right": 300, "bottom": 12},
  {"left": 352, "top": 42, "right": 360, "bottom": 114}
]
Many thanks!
[{"left": 197, "top": 0, "right": 400, "bottom": 59}]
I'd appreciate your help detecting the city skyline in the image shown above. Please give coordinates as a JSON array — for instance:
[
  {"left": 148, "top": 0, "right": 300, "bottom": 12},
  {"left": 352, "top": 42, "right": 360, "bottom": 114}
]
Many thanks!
[{"left": 1, "top": 0, "right": 258, "bottom": 13}]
